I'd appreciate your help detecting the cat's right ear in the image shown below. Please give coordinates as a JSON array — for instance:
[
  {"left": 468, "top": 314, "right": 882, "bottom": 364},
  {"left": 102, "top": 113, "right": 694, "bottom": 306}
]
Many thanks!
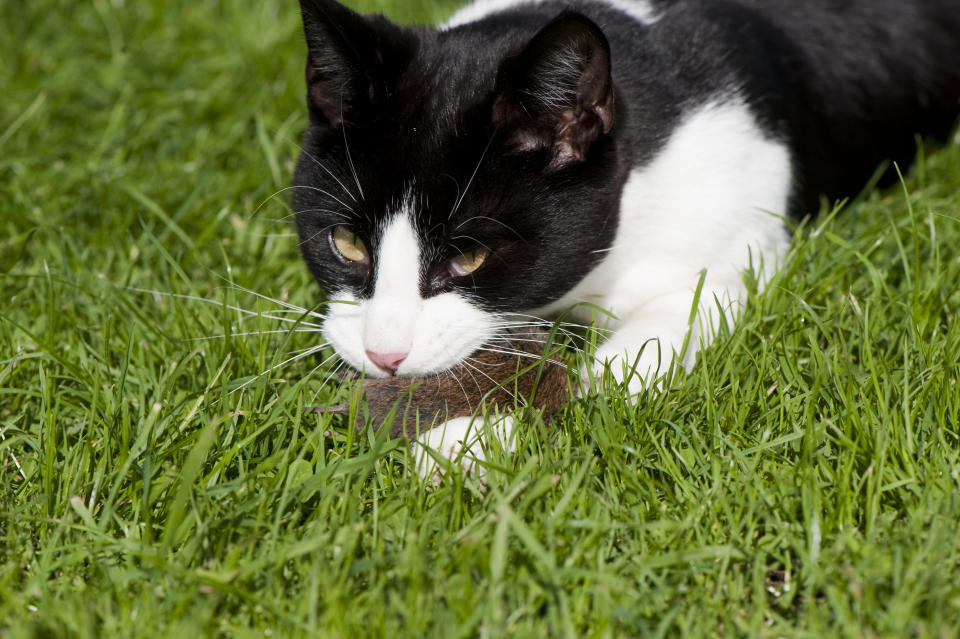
[{"left": 299, "top": 0, "right": 411, "bottom": 128}]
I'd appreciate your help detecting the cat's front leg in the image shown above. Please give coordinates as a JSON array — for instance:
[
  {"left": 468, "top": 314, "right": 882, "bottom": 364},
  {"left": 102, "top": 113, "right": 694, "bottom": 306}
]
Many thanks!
[
  {"left": 587, "top": 279, "right": 741, "bottom": 395},
  {"left": 589, "top": 312, "right": 690, "bottom": 395},
  {"left": 410, "top": 414, "right": 516, "bottom": 483},
  {"left": 590, "top": 323, "right": 687, "bottom": 395}
]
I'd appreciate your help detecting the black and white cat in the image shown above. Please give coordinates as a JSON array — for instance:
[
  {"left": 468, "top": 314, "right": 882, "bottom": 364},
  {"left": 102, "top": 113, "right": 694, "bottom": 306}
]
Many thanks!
[{"left": 292, "top": 0, "right": 960, "bottom": 474}]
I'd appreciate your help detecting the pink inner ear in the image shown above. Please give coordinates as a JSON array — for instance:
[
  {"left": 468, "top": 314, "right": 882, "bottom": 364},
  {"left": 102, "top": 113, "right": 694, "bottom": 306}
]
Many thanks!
[
  {"left": 578, "top": 47, "right": 615, "bottom": 135},
  {"left": 306, "top": 55, "right": 347, "bottom": 128}
]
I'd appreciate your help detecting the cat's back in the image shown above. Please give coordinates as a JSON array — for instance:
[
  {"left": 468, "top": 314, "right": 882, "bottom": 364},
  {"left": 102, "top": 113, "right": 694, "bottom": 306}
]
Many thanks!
[
  {"left": 445, "top": 0, "right": 960, "bottom": 210},
  {"left": 721, "top": 0, "right": 960, "bottom": 207}
]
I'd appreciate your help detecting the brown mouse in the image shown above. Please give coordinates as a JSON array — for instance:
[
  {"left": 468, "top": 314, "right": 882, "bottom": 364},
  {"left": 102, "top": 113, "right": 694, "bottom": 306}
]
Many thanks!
[{"left": 313, "top": 328, "right": 570, "bottom": 437}]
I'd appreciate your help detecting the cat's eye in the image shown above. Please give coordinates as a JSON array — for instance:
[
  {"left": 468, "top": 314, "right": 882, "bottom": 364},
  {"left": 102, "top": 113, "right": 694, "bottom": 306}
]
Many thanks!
[
  {"left": 330, "top": 226, "right": 369, "bottom": 264},
  {"left": 449, "top": 247, "right": 490, "bottom": 277}
]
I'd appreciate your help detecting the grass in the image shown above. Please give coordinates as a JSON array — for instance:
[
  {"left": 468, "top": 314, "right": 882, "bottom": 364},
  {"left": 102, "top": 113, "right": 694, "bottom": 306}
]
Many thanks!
[{"left": 2, "top": 0, "right": 960, "bottom": 636}]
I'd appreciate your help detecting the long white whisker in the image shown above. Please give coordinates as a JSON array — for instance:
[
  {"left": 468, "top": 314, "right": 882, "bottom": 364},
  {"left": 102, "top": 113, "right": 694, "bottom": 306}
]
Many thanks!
[
  {"left": 238, "top": 312, "right": 326, "bottom": 327},
  {"left": 449, "top": 235, "right": 494, "bottom": 254},
  {"left": 210, "top": 276, "right": 327, "bottom": 320},
  {"left": 123, "top": 286, "right": 325, "bottom": 327},
  {"left": 492, "top": 325, "right": 585, "bottom": 343},
  {"left": 342, "top": 119, "right": 365, "bottom": 201},
  {"left": 454, "top": 215, "right": 525, "bottom": 241},
  {"left": 474, "top": 346, "right": 567, "bottom": 367},
  {"left": 295, "top": 144, "right": 358, "bottom": 203},
  {"left": 485, "top": 336, "right": 563, "bottom": 347},
  {"left": 283, "top": 184, "right": 356, "bottom": 212},
  {"left": 500, "top": 311, "right": 608, "bottom": 330},
  {"left": 243, "top": 232, "right": 299, "bottom": 239},
  {"left": 186, "top": 329, "right": 325, "bottom": 342},
  {"left": 233, "top": 312, "right": 326, "bottom": 326},
  {"left": 444, "top": 367, "right": 473, "bottom": 412},
  {"left": 456, "top": 359, "right": 485, "bottom": 395},
  {"left": 308, "top": 359, "right": 349, "bottom": 406},
  {"left": 299, "top": 223, "right": 340, "bottom": 247},
  {"left": 448, "top": 132, "right": 495, "bottom": 220},
  {"left": 232, "top": 343, "right": 330, "bottom": 393},
  {"left": 461, "top": 359, "right": 518, "bottom": 401}
]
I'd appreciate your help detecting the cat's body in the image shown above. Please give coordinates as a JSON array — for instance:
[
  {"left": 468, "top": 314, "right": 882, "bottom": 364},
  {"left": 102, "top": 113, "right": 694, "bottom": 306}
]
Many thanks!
[{"left": 292, "top": 0, "right": 960, "bottom": 474}]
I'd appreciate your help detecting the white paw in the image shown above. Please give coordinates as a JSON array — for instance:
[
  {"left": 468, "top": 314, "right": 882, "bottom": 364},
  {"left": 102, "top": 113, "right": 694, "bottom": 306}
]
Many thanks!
[
  {"left": 584, "top": 332, "right": 680, "bottom": 396},
  {"left": 410, "top": 415, "right": 516, "bottom": 484}
]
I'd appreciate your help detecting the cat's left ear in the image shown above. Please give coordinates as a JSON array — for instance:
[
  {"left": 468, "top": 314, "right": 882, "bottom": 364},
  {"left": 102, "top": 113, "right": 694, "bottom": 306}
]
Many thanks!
[
  {"left": 493, "top": 12, "right": 614, "bottom": 168},
  {"left": 299, "top": 0, "right": 412, "bottom": 129}
]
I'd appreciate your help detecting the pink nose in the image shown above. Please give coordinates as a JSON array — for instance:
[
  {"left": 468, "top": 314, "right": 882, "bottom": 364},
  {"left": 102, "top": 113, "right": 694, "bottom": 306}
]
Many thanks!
[{"left": 365, "top": 350, "right": 408, "bottom": 373}]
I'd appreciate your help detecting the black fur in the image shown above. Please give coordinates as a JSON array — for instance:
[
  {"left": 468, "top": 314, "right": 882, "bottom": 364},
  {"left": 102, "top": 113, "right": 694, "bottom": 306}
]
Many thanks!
[{"left": 293, "top": 0, "right": 960, "bottom": 308}]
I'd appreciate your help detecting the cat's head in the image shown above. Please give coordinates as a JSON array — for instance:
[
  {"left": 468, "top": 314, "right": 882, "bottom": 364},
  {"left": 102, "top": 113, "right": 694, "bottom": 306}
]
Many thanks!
[{"left": 293, "top": 0, "right": 622, "bottom": 377}]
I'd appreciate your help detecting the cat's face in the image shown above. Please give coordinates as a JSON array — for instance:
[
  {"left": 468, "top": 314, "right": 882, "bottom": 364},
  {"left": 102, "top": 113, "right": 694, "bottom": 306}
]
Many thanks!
[{"left": 293, "top": 0, "right": 623, "bottom": 377}]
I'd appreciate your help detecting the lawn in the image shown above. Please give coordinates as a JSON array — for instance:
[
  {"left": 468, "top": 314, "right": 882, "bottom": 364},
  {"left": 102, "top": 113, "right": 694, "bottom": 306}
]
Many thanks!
[{"left": 2, "top": 0, "right": 960, "bottom": 636}]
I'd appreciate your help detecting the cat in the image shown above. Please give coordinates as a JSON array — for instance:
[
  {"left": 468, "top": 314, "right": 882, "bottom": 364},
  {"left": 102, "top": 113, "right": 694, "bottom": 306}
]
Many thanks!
[{"left": 291, "top": 0, "right": 960, "bottom": 476}]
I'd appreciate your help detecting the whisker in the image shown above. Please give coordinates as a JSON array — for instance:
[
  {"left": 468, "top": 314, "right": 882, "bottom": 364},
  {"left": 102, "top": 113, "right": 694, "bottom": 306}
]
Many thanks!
[
  {"left": 295, "top": 144, "right": 358, "bottom": 203},
  {"left": 457, "top": 358, "right": 484, "bottom": 394},
  {"left": 282, "top": 184, "right": 356, "bottom": 213},
  {"left": 242, "top": 232, "right": 299, "bottom": 239},
  {"left": 123, "top": 286, "right": 324, "bottom": 327},
  {"left": 248, "top": 185, "right": 356, "bottom": 227},
  {"left": 209, "top": 276, "right": 327, "bottom": 320},
  {"left": 232, "top": 309, "right": 326, "bottom": 325},
  {"left": 298, "top": 223, "right": 341, "bottom": 248},
  {"left": 235, "top": 315, "right": 325, "bottom": 328},
  {"left": 461, "top": 359, "right": 517, "bottom": 402},
  {"left": 448, "top": 132, "right": 495, "bottom": 220},
  {"left": 231, "top": 343, "right": 330, "bottom": 393},
  {"left": 341, "top": 117, "right": 365, "bottom": 201},
  {"left": 454, "top": 215, "right": 526, "bottom": 242},
  {"left": 449, "top": 234, "right": 495, "bottom": 255},
  {"left": 490, "top": 324, "right": 586, "bottom": 343},
  {"left": 497, "top": 313, "right": 612, "bottom": 336},
  {"left": 485, "top": 336, "right": 566, "bottom": 348},
  {"left": 308, "top": 358, "right": 349, "bottom": 406},
  {"left": 291, "top": 207, "right": 353, "bottom": 220},
  {"left": 308, "top": 358, "right": 349, "bottom": 404},
  {"left": 473, "top": 345, "right": 567, "bottom": 367},
  {"left": 444, "top": 367, "right": 473, "bottom": 412},
  {"left": 186, "top": 329, "right": 325, "bottom": 342}
]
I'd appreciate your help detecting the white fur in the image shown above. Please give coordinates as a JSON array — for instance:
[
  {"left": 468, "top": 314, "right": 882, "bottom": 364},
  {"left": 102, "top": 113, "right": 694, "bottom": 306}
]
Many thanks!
[
  {"left": 322, "top": 208, "right": 496, "bottom": 378},
  {"left": 445, "top": 0, "right": 660, "bottom": 29},
  {"left": 537, "top": 98, "right": 792, "bottom": 393},
  {"left": 411, "top": 415, "right": 517, "bottom": 483}
]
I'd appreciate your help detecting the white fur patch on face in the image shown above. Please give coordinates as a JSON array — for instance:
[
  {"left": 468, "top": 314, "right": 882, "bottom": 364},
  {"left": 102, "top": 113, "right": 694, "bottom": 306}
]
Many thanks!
[
  {"left": 363, "top": 214, "right": 422, "bottom": 359},
  {"left": 322, "top": 206, "right": 498, "bottom": 378},
  {"left": 445, "top": 0, "right": 660, "bottom": 29}
]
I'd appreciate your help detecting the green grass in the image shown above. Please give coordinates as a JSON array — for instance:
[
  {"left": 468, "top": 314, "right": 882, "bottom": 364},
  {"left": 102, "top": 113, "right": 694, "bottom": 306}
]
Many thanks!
[{"left": 2, "top": 0, "right": 960, "bottom": 636}]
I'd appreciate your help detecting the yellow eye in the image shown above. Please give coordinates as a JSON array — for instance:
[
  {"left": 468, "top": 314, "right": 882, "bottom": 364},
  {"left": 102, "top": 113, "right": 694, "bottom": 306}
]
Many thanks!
[
  {"left": 450, "top": 248, "right": 490, "bottom": 276},
  {"left": 331, "top": 226, "right": 369, "bottom": 263}
]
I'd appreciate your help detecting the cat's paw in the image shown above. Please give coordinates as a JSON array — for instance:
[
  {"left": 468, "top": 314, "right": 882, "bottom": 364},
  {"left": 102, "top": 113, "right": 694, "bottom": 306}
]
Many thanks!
[
  {"left": 410, "top": 415, "right": 516, "bottom": 484},
  {"left": 585, "top": 329, "right": 684, "bottom": 396}
]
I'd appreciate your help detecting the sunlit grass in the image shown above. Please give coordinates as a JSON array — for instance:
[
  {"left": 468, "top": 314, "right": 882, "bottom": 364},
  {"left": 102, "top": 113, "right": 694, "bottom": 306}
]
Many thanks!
[{"left": 2, "top": 1, "right": 959, "bottom": 636}]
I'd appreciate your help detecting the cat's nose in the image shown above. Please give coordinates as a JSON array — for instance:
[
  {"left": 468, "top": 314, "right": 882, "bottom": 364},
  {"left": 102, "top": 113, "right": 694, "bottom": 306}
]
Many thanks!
[{"left": 366, "top": 350, "right": 408, "bottom": 374}]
